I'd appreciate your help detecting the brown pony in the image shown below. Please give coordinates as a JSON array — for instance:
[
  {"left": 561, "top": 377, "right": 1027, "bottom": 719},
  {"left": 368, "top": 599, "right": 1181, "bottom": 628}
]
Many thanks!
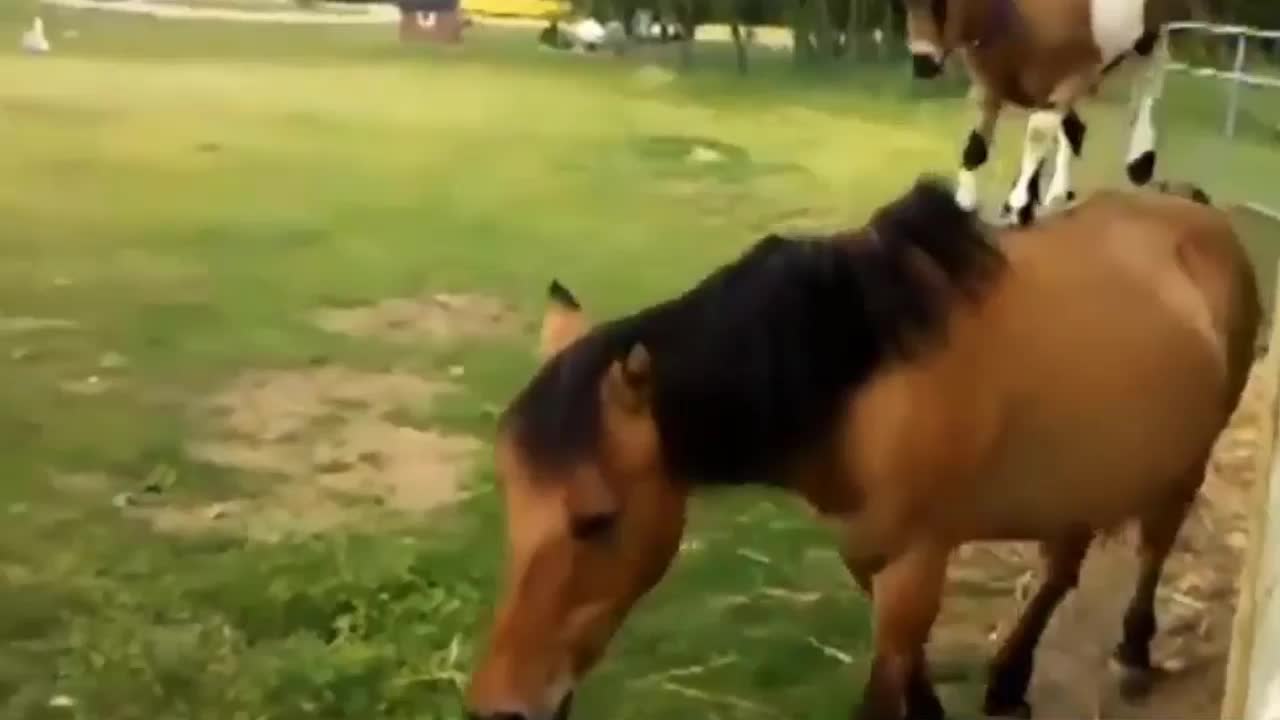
[
  {"left": 903, "top": 0, "right": 1178, "bottom": 226},
  {"left": 464, "top": 178, "right": 1259, "bottom": 720}
]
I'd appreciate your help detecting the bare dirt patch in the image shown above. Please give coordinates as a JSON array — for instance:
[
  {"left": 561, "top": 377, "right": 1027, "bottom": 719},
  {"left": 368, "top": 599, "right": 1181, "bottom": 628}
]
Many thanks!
[
  {"left": 311, "top": 292, "right": 523, "bottom": 344},
  {"left": 929, "top": 362, "right": 1268, "bottom": 719},
  {"left": 132, "top": 365, "right": 481, "bottom": 541}
]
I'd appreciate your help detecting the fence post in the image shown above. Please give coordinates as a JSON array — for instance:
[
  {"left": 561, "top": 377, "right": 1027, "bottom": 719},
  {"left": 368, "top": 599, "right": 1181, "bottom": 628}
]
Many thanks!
[
  {"left": 1220, "top": 263, "right": 1280, "bottom": 720},
  {"left": 1226, "top": 31, "right": 1248, "bottom": 139}
]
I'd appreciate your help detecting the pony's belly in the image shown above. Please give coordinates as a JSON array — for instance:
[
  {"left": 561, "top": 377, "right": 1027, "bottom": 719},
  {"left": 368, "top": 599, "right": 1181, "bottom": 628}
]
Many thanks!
[
  {"left": 972, "top": 462, "right": 1190, "bottom": 541},
  {"left": 971, "top": 378, "right": 1223, "bottom": 540},
  {"left": 961, "top": 228, "right": 1235, "bottom": 541}
]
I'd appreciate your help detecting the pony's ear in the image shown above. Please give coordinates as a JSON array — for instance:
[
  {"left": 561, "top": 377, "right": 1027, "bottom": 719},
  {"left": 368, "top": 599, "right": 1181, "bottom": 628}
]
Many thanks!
[
  {"left": 604, "top": 342, "right": 652, "bottom": 414},
  {"left": 538, "top": 279, "right": 589, "bottom": 361}
]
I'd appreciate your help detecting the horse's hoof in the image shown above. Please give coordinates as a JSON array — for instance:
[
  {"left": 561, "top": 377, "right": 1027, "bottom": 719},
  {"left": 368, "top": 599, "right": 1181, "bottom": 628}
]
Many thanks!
[
  {"left": 1127, "top": 151, "right": 1156, "bottom": 186},
  {"left": 982, "top": 698, "right": 1032, "bottom": 719},
  {"left": 1108, "top": 656, "right": 1160, "bottom": 700},
  {"left": 999, "top": 202, "right": 1034, "bottom": 227}
]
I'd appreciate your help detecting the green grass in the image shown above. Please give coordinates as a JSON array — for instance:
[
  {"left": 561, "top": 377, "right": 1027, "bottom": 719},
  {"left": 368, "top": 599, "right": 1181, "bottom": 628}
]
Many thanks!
[{"left": 0, "top": 8, "right": 1277, "bottom": 720}]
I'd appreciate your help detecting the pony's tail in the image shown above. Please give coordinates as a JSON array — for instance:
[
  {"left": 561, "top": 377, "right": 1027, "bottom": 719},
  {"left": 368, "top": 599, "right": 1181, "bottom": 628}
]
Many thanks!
[{"left": 1152, "top": 180, "right": 1213, "bottom": 206}]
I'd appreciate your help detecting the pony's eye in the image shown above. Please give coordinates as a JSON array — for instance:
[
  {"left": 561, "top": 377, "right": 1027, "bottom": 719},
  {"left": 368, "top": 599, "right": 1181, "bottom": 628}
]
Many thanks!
[{"left": 570, "top": 512, "right": 617, "bottom": 542}]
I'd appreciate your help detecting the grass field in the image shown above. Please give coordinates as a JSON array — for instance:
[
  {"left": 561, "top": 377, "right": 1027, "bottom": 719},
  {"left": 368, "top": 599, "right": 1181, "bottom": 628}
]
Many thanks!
[{"left": 1, "top": 5, "right": 1278, "bottom": 720}]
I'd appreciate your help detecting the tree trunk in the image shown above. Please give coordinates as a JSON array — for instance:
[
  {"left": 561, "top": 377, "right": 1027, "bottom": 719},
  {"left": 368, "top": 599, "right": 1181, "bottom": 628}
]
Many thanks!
[
  {"left": 838, "top": 0, "right": 858, "bottom": 59},
  {"left": 730, "top": 18, "right": 749, "bottom": 73},
  {"left": 678, "top": 1, "right": 695, "bottom": 68},
  {"left": 1180, "top": 0, "right": 1221, "bottom": 64},
  {"left": 790, "top": 0, "right": 814, "bottom": 63},
  {"left": 812, "top": 0, "right": 835, "bottom": 60}
]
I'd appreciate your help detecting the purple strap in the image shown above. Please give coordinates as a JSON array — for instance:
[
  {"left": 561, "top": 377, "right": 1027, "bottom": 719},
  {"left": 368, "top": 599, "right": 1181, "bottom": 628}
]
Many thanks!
[{"left": 973, "top": 0, "right": 1022, "bottom": 48}]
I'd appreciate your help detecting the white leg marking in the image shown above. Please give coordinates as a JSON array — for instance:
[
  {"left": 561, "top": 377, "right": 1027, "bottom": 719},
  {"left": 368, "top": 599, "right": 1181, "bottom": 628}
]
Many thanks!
[
  {"left": 1124, "top": 46, "right": 1164, "bottom": 183},
  {"left": 1126, "top": 53, "right": 1162, "bottom": 162},
  {"left": 1007, "top": 110, "right": 1061, "bottom": 212},
  {"left": 956, "top": 169, "right": 979, "bottom": 211},
  {"left": 1127, "top": 96, "right": 1156, "bottom": 163},
  {"left": 908, "top": 40, "right": 943, "bottom": 61},
  {"left": 1044, "top": 127, "right": 1074, "bottom": 206}
]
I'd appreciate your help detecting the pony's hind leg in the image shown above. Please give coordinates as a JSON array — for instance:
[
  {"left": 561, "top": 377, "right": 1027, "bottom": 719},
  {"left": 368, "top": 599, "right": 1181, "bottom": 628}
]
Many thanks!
[
  {"left": 1111, "top": 487, "right": 1199, "bottom": 697},
  {"left": 1125, "top": 31, "right": 1165, "bottom": 186},
  {"left": 983, "top": 530, "right": 1093, "bottom": 718},
  {"left": 857, "top": 544, "right": 949, "bottom": 720}
]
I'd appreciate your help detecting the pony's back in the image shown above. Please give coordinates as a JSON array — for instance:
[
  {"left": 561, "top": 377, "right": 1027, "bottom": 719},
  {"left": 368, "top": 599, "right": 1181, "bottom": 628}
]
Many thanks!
[{"left": 912, "top": 188, "right": 1262, "bottom": 540}]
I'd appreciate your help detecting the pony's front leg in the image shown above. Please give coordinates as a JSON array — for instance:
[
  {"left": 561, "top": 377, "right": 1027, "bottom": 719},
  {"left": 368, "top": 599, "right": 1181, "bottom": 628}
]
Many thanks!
[
  {"left": 856, "top": 543, "right": 949, "bottom": 720},
  {"left": 841, "top": 546, "right": 943, "bottom": 720},
  {"left": 1001, "top": 109, "right": 1062, "bottom": 226},
  {"left": 1043, "top": 109, "right": 1087, "bottom": 207},
  {"left": 956, "top": 94, "right": 1001, "bottom": 213}
]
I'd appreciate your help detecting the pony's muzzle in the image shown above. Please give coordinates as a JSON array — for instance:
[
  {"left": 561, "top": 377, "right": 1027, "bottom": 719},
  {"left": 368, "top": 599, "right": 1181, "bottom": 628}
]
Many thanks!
[{"left": 912, "top": 53, "right": 943, "bottom": 79}]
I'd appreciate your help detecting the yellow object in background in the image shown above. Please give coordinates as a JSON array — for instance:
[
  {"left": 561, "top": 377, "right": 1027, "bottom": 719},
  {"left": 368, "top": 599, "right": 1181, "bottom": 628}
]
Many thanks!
[{"left": 462, "top": 0, "right": 569, "bottom": 19}]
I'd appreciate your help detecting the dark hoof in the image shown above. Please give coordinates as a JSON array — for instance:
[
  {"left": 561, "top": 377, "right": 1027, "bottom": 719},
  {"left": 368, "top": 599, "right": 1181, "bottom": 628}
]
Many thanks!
[
  {"left": 1108, "top": 656, "right": 1161, "bottom": 701},
  {"left": 983, "top": 698, "right": 1032, "bottom": 719},
  {"left": 1016, "top": 203, "right": 1036, "bottom": 227},
  {"left": 912, "top": 54, "right": 943, "bottom": 79},
  {"left": 908, "top": 691, "right": 947, "bottom": 720},
  {"left": 997, "top": 202, "right": 1035, "bottom": 228},
  {"left": 1127, "top": 151, "right": 1156, "bottom": 186}
]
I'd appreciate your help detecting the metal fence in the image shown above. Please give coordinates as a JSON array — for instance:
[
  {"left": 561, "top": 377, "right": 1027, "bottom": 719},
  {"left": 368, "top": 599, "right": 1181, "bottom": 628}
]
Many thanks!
[
  {"left": 1222, "top": 272, "right": 1280, "bottom": 720},
  {"left": 1160, "top": 21, "right": 1280, "bottom": 221},
  {"left": 1160, "top": 23, "right": 1280, "bottom": 720}
]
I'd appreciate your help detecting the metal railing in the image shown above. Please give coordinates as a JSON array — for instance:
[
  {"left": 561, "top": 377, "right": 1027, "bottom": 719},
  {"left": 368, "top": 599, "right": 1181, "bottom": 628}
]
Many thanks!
[
  {"left": 1163, "top": 21, "right": 1280, "bottom": 139},
  {"left": 1160, "top": 21, "right": 1280, "bottom": 221},
  {"left": 1221, "top": 268, "right": 1280, "bottom": 720}
]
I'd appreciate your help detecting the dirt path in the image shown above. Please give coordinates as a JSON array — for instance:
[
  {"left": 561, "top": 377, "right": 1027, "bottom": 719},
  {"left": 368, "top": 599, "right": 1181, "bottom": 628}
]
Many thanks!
[{"left": 929, "top": 363, "right": 1266, "bottom": 719}]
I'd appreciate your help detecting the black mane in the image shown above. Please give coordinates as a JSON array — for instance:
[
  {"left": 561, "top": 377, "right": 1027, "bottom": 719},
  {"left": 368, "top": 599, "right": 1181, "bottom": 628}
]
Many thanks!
[{"left": 506, "top": 177, "right": 1004, "bottom": 486}]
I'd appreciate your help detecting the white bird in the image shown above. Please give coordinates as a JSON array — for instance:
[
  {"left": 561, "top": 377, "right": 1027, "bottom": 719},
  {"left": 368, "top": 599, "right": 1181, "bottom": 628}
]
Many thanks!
[{"left": 22, "top": 16, "right": 51, "bottom": 54}]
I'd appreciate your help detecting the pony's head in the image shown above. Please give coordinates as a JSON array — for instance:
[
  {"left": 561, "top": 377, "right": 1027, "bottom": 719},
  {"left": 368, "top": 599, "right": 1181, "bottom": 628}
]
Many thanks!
[
  {"left": 465, "top": 283, "right": 688, "bottom": 720},
  {"left": 903, "top": 0, "right": 954, "bottom": 78}
]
